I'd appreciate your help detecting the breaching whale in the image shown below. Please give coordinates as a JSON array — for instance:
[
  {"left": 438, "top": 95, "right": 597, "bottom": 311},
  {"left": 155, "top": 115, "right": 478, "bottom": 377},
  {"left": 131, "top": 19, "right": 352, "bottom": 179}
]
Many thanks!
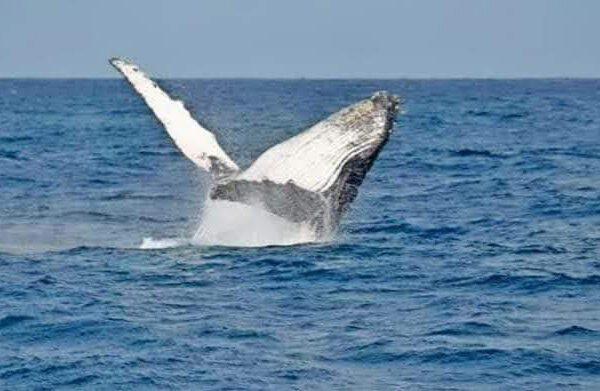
[{"left": 109, "top": 58, "right": 400, "bottom": 236}]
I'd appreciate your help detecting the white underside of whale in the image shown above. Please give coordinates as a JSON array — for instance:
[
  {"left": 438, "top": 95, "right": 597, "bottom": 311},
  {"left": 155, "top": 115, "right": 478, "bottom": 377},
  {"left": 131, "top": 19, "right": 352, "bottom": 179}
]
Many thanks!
[{"left": 238, "top": 101, "right": 389, "bottom": 192}]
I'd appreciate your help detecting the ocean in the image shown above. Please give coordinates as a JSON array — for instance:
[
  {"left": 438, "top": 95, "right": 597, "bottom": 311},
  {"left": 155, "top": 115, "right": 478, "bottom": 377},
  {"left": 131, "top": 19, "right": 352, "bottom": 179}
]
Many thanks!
[{"left": 1, "top": 78, "right": 599, "bottom": 390}]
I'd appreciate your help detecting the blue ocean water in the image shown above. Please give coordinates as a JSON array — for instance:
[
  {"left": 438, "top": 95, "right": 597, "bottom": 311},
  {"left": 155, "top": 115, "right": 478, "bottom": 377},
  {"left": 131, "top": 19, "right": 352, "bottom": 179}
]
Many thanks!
[{"left": 1, "top": 78, "right": 600, "bottom": 390}]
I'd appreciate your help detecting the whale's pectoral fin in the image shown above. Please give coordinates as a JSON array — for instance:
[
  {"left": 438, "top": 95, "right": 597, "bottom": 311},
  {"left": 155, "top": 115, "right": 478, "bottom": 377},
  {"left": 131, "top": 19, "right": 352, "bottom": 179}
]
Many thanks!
[
  {"left": 109, "top": 57, "right": 239, "bottom": 179},
  {"left": 211, "top": 91, "right": 401, "bottom": 232}
]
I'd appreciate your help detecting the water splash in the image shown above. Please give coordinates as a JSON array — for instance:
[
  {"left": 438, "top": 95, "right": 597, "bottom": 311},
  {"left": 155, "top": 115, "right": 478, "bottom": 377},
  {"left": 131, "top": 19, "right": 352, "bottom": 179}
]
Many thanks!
[
  {"left": 139, "top": 188, "right": 333, "bottom": 250},
  {"left": 139, "top": 237, "right": 188, "bottom": 249},
  {"left": 192, "top": 200, "right": 320, "bottom": 247},
  {"left": 139, "top": 199, "right": 323, "bottom": 249}
]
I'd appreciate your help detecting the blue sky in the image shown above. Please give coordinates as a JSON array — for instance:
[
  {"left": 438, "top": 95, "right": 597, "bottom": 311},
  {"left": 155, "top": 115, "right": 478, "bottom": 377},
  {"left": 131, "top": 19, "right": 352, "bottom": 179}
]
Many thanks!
[{"left": 1, "top": 0, "right": 599, "bottom": 78}]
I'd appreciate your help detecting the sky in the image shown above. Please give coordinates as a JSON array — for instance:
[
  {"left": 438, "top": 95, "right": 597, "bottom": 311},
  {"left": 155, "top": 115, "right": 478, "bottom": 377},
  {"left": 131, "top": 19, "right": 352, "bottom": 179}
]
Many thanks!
[{"left": 1, "top": 0, "right": 599, "bottom": 78}]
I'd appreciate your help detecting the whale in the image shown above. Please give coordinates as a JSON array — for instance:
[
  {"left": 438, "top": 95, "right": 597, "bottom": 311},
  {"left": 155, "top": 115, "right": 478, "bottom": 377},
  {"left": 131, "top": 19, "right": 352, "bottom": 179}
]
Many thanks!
[{"left": 109, "top": 58, "right": 400, "bottom": 236}]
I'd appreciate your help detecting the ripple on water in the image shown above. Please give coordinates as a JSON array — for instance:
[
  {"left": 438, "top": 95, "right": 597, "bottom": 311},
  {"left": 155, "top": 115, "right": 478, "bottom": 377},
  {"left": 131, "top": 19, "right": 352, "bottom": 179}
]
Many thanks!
[{"left": 1, "top": 79, "right": 600, "bottom": 389}]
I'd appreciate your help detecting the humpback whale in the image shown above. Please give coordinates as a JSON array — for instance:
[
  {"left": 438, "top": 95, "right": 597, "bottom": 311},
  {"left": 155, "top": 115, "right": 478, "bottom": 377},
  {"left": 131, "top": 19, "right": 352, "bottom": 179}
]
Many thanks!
[{"left": 109, "top": 58, "right": 400, "bottom": 237}]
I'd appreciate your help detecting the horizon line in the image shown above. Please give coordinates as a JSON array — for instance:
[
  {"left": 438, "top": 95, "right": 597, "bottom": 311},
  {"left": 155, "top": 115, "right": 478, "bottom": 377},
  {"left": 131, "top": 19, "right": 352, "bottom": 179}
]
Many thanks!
[{"left": 1, "top": 76, "right": 600, "bottom": 81}]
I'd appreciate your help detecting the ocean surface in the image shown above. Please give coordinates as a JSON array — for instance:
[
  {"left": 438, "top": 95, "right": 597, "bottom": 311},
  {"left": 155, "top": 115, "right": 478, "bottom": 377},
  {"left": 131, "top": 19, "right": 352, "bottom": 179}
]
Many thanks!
[{"left": 1, "top": 78, "right": 599, "bottom": 390}]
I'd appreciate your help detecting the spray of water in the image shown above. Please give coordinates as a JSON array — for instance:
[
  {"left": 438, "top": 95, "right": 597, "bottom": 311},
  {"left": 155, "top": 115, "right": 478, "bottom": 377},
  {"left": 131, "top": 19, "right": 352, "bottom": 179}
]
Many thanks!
[
  {"left": 140, "top": 237, "right": 187, "bottom": 249},
  {"left": 192, "top": 200, "right": 320, "bottom": 247},
  {"left": 141, "top": 199, "right": 325, "bottom": 249}
]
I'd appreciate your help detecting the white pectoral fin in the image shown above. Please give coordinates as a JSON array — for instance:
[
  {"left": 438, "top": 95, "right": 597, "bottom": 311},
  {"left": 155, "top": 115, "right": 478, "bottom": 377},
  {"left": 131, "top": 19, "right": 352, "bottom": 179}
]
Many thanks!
[{"left": 109, "top": 57, "right": 239, "bottom": 176}]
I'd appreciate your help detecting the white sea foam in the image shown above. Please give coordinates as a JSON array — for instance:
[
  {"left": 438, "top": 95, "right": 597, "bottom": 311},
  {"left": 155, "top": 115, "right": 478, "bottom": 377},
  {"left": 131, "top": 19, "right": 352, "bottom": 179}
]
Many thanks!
[
  {"left": 192, "top": 200, "right": 320, "bottom": 247},
  {"left": 139, "top": 200, "right": 322, "bottom": 250},
  {"left": 140, "top": 237, "right": 188, "bottom": 249}
]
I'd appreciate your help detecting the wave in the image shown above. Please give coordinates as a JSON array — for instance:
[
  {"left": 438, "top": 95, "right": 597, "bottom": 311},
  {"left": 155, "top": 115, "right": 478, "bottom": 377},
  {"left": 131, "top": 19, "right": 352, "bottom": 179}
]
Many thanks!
[
  {"left": 465, "top": 109, "right": 492, "bottom": 117},
  {"left": 0, "top": 315, "right": 35, "bottom": 330},
  {"left": 500, "top": 112, "right": 529, "bottom": 120},
  {"left": 349, "top": 222, "right": 466, "bottom": 237},
  {"left": 551, "top": 326, "right": 599, "bottom": 337},
  {"left": 446, "top": 272, "right": 600, "bottom": 292},
  {"left": 424, "top": 321, "right": 503, "bottom": 337},
  {"left": 451, "top": 148, "right": 508, "bottom": 159},
  {"left": 0, "top": 136, "right": 34, "bottom": 143},
  {"left": 0, "top": 149, "right": 25, "bottom": 161},
  {"left": 139, "top": 150, "right": 181, "bottom": 157}
]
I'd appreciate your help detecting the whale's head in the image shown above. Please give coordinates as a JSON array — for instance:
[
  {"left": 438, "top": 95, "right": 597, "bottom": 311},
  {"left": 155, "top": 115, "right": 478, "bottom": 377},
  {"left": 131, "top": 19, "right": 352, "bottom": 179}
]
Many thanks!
[
  {"left": 332, "top": 91, "right": 400, "bottom": 137},
  {"left": 370, "top": 91, "right": 402, "bottom": 132},
  {"left": 370, "top": 91, "right": 401, "bottom": 113}
]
